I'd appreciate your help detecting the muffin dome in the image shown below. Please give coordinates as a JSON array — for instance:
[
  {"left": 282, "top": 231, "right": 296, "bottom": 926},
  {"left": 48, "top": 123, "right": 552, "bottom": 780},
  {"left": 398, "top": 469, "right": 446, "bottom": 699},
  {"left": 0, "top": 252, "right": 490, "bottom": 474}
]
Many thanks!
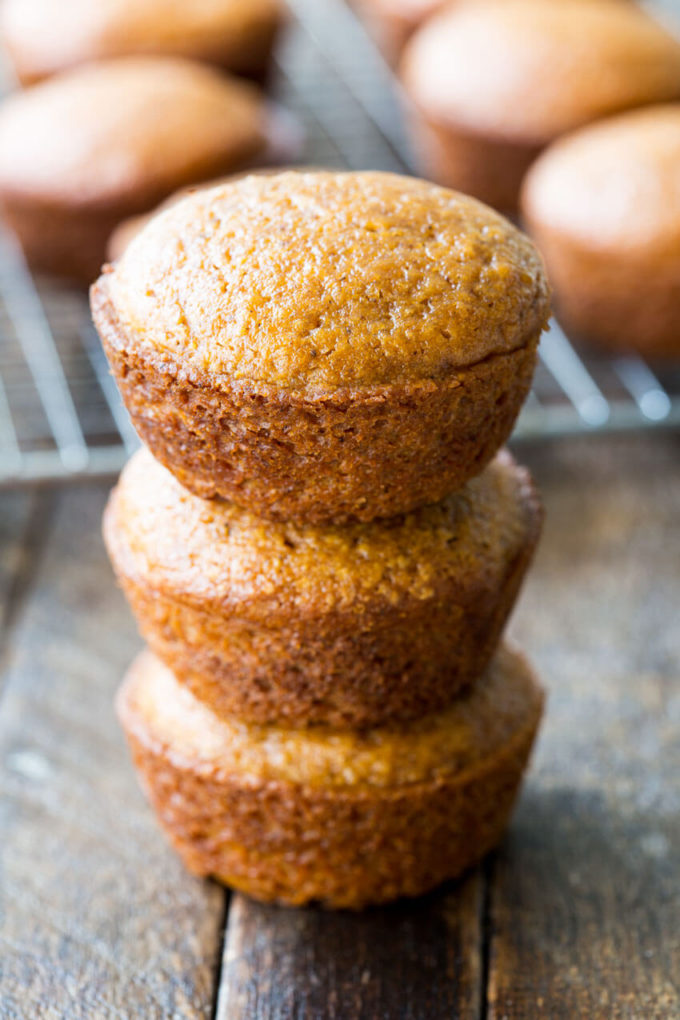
[
  {"left": 104, "top": 446, "right": 542, "bottom": 727},
  {"left": 522, "top": 104, "right": 680, "bottom": 357},
  {"left": 401, "top": 0, "right": 680, "bottom": 210},
  {"left": 106, "top": 170, "right": 548, "bottom": 393},
  {"left": 0, "top": 0, "right": 285, "bottom": 84},
  {"left": 0, "top": 58, "right": 266, "bottom": 283}
]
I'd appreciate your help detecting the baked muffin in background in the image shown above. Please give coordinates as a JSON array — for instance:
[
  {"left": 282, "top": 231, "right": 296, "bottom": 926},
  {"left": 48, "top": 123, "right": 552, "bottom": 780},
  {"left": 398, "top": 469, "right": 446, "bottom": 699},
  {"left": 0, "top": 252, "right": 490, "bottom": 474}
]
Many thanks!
[
  {"left": 401, "top": 0, "right": 680, "bottom": 212},
  {"left": 522, "top": 105, "right": 680, "bottom": 360},
  {"left": 352, "top": 0, "right": 444, "bottom": 63},
  {"left": 0, "top": 57, "right": 268, "bottom": 285},
  {"left": 104, "top": 446, "right": 542, "bottom": 729},
  {"left": 118, "top": 644, "right": 544, "bottom": 908},
  {"left": 0, "top": 0, "right": 286, "bottom": 85},
  {"left": 92, "top": 170, "right": 550, "bottom": 525}
]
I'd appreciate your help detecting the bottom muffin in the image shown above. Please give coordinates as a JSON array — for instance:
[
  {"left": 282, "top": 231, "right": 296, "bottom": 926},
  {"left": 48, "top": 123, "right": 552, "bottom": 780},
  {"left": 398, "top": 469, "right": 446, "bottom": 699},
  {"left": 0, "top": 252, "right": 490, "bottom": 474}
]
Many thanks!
[{"left": 117, "top": 645, "right": 544, "bottom": 909}]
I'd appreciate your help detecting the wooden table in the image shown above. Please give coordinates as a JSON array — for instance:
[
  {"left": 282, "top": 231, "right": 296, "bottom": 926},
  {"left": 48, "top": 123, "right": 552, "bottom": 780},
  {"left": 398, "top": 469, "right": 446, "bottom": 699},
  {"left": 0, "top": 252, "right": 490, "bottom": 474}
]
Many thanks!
[{"left": 0, "top": 433, "right": 678, "bottom": 1019}]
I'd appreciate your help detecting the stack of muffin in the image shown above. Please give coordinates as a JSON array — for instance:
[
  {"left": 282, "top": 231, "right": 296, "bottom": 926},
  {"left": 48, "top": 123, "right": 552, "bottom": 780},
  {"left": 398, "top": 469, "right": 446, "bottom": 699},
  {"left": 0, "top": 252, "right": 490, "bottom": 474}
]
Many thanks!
[{"left": 94, "top": 169, "right": 551, "bottom": 908}]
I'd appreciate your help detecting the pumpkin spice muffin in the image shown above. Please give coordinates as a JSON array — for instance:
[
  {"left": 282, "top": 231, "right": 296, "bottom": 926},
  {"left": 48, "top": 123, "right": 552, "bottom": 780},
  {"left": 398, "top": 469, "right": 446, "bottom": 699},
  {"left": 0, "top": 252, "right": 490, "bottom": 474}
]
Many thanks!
[
  {"left": 353, "top": 0, "right": 444, "bottom": 63},
  {"left": 117, "top": 644, "right": 544, "bottom": 908},
  {"left": 401, "top": 0, "right": 680, "bottom": 211},
  {"left": 0, "top": 57, "right": 267, "bottom": 284},
  {"left": 522, "top": 105, "right": 680, "bottom": 359},
  {"left": 92, "top": 170, "right": 550, "bottom": 524},
  {"left": 0, "top": 0, "right": 285, "bottom": 85},
  {"left": 104, "top": 446, "right": 541, "bottom": 729}
]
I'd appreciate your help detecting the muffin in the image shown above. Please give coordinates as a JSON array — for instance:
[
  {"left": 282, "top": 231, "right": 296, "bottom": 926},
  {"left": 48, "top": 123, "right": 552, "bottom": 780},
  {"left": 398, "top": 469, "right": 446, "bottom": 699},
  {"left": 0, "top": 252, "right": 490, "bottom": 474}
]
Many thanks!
[
  {"left": 521, "top": 105, "right": 680, "bottom": 359},
  {"left": 0, "top": 58, "right": 267, "bottom": 284},
  {"left": 401, "top": 0, "right": 680, "bottom": 212},
  {"left": 0, "top": 0, "right": 285, "bottom": 85},
  {"left": 353, "top": 0, "right": 444, "bottom": 63},
  {"left": 92, "top": 170, "right": 550, "bottom": 524},
  {"left": 117, "top": 644, "right": 544, "bottom": 908},
  {"left": 104, "top": 446, "right": 541, "bottom": 728}
]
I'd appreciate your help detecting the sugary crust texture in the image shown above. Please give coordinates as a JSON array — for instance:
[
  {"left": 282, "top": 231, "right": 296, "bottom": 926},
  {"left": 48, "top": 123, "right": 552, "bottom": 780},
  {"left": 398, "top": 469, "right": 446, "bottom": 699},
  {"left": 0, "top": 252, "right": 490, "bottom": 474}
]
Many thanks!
[
  {"left": 94, "top": 279, "right": 541, "bottom": 523},
  {"left": 401, "top": 0, "right": 680, "bottom": 146},
  {"left": 100, "top": 172, "right": 549, "bottom": 391},
  {"left": 0, "top": 58, "right": 266, "bottom": 284},
  {"left": 521, "top": 105, "right": 680, "bottom": 358},
  {"left": 104, "top": 448, "right": 542, "bottom": 727},
  {"left": 117, "top": 646, "right": 544, "bottom": 908},
  {"left": 0, "top": 0, "right": 285, "bottom": 85}
]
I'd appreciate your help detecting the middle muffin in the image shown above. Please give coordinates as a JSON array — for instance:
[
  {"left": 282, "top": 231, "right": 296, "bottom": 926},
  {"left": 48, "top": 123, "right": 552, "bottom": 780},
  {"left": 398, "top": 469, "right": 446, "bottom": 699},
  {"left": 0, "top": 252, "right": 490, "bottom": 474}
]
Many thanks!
[{"left": 104, "top": 446, "right": 541, "bottom": 729}]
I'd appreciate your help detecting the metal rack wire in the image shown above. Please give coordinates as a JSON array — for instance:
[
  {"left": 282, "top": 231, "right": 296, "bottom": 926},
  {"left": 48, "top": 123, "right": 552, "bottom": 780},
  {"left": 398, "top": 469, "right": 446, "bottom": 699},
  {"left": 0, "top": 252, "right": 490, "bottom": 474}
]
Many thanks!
[{"left": 0, "top": 0, "right": 678, "bottom": 489}]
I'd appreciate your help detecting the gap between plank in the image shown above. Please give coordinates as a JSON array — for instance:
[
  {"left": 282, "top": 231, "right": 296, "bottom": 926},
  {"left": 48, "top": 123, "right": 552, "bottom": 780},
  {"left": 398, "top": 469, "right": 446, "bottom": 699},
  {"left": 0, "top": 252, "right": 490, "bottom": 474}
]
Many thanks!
[
  {"left": 479, "top": 855, "right": 495, "bottom": 1020},
  {"left": 211, "top": 890, "right": 232, "bottom": 1020}
]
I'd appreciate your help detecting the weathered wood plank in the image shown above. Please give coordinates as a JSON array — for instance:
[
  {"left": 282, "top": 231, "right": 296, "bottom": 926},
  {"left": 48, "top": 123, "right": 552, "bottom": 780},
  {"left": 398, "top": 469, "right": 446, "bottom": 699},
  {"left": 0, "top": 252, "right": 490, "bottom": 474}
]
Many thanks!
[
  {"left": 0, "top": 484, "right": 225, "bottom": 1020},
  {"left": 0, "top": 489, "right": 43, "bottom": 650},
  {"left": 218, "top": 872, "right": 484, "bottom": 1020},
  {"left": 489, "top": 435, "right": 680, "bottom": 1019}
]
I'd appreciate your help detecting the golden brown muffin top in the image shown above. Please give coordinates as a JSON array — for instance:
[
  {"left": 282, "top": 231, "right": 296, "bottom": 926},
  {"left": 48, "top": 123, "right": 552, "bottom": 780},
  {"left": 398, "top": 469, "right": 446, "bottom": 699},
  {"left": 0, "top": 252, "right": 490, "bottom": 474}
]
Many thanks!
[
  {"left": 522, "top": 104, "right": 680, "bottom": 254},
  {"left": 121, "top": 645, "right": 543, "bottom": 788},
  {"left": 106, "top": 446, "right": 538, "bottom": 619},
  {"left": 401, "top": 0, "right": 680, "bottom": 144},
  {"left": 103, "top": 170, "right": 549, "bottom": 393},
  {"left": 0, "top": 57, "right": 265, "bottom": 208},
  {"left": 0, "top": 0, "right": 284, "bottom": 83}
]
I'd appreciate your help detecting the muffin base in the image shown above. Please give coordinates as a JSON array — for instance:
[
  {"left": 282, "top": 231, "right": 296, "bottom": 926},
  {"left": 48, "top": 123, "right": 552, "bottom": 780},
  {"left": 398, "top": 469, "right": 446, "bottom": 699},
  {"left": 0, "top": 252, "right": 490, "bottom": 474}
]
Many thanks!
[
  {"left": 520, "top": 220, "right": 680, "bottom": 359},
  {"left": 93, "top": 277, "right": 540, "bottom": 524},
  {"left": 406, "top": 109, "right": 542, "bottom": 214},
  {"left": 104, "top": 454, "right": 542, "bottom": 728},
  {"left": 117, "top": 647, "right": 544, "bottom": 908}
]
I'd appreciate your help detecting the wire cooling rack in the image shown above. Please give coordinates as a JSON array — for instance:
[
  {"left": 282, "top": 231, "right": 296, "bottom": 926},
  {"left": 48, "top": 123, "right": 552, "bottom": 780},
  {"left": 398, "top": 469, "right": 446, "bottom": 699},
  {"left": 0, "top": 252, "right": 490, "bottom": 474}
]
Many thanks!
[{"left": 0, "top": 0, "right": 679, "bottom": 488}]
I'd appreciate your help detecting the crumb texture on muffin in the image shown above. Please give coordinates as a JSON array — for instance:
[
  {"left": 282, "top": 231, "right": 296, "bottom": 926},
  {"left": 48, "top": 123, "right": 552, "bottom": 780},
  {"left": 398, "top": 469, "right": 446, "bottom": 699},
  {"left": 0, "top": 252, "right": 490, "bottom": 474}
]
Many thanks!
[
  {"left": 106, "top": 446, "right": 538, "bottom": 618},
  {"left": 104, "top": 170, "right": 549, "bottom": 394}
]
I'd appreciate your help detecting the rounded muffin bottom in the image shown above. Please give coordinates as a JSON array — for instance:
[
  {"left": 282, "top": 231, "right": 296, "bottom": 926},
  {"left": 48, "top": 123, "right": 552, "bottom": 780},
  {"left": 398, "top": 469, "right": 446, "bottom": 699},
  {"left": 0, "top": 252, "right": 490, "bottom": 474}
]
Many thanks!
[
  {"left": 93, "top": 278, "right": 540, "bottom": 524},
  {"left": 117, "top": 646, "right": 544, "bottom": 908},
  {"left": 405, "top": 109, "right": 542, "bottom": 214},
  {"left": 519, "top": 219, "right": 680, "bottom": 359}
]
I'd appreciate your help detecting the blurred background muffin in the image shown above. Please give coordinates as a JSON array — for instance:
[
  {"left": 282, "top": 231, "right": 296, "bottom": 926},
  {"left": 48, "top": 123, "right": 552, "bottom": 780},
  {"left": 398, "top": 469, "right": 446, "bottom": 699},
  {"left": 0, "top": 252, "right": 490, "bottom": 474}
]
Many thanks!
[
  {"left": 0, "top": 0, "right": 286, "bottom": 85},
  {"left": 522, "top": 104, "right": 680, "bottom": 359},
  {"left": 0, "top": 57, "right": 268, "bottom": 284},
  {"left": 400, "top": 0, "right": 680, "bottom": 211}
]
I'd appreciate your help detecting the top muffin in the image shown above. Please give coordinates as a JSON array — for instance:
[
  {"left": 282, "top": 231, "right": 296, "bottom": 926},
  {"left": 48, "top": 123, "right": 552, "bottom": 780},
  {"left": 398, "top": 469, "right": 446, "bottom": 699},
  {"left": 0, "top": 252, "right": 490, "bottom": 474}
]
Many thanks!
[
  {"left": 93, "top": 170, "right": 549, "bottom": 522},
  {"left": 105, "top": 170, "right": 547, "bottom": 394},
  {"left": 1, "top": 0, "right": 285, "bottom": 84}
]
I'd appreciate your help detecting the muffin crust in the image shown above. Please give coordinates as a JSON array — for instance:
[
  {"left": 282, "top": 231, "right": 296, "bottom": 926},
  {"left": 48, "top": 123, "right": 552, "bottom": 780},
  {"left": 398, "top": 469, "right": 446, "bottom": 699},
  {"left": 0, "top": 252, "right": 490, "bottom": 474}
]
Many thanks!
[
  {"left": 118, "top": 645, "right": 544, "bottom": 907},
  {"left": 0, "top": 58, "right": 266, "bottom": 283},
  {"left": 1, "top": 0, "right": 285, "bottom": 85},
  {"left": 521, "top": 104, "right": 680, "bottom": 358},
  {"left": 104, "top": 447, "right": 542, "bottom": 728},
  {"left": 93, "top": 170, "right": 549, "bottom": 522}
]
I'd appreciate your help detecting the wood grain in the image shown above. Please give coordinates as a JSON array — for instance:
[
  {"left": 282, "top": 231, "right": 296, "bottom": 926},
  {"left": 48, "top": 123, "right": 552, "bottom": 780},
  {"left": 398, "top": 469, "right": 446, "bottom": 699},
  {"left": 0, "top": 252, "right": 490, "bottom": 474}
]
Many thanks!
[
  {"left": 489, "top": 434, "right": 680, "bottom": 1019},
  {"left": 217, "top": 873, "right": 484, "bottom": 1020},
  {"left": 0, "top": 485, "right": 225, "bottom": 1020}
]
